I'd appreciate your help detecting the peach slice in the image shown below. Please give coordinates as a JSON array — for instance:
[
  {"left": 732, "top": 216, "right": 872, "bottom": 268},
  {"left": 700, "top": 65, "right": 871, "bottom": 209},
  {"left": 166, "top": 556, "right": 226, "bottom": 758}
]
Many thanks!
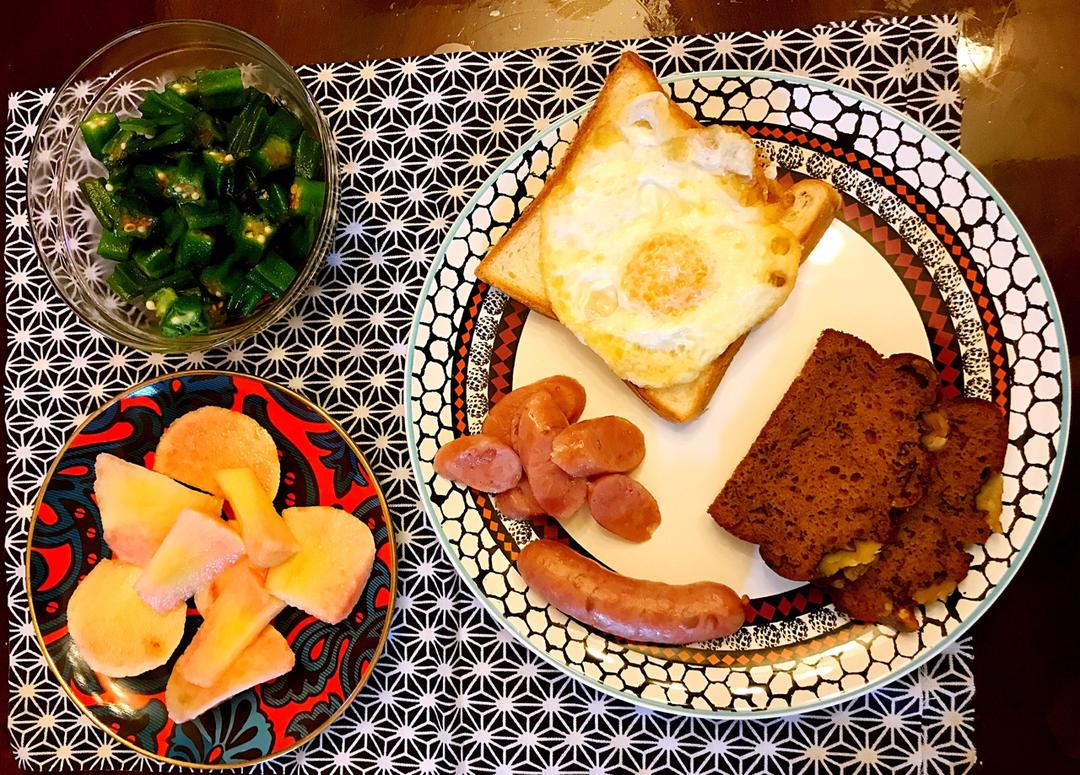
[
  {"left": 166, "top": 626, "right": 294, "bottom": 723},
  {"left": 154, "top": 407, "right": 280, "bottom": 499},
  {"left": 94, "top": 453, "right": 223, "bottom": 566},
  {"left": 67, "top": 559, "right": 186, "bottom": 677},
  {"left": 175, "top": 562, "right": 285, "bottom": 688},
  {"left": 193, "top": 557, "right": 268, "bottom": 616},
  {"left": 214, "top": 467, "right": 299, "bottom": 568},
  {"left": 135, "top": 509, "right": 244, "bottom": 613},
  {"left": 265, "top": 506, "right": 375, "bottom": 625}
]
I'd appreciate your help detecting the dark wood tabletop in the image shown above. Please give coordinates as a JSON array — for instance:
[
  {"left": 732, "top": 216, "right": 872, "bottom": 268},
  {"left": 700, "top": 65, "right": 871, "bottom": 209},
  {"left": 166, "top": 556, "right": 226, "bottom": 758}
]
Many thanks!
[{"left": 3, "top": 1, "right": 1078, "bottom": 773}]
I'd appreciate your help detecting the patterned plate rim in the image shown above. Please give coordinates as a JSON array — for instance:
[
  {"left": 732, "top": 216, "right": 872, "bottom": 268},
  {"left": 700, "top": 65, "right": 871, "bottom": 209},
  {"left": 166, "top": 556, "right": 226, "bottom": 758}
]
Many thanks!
[
  {"left": 405, "top": 68, "right": 1071, "bottom": 718},
  {"left": 25, "top": 369, "right": 399, "bottom": 767}
]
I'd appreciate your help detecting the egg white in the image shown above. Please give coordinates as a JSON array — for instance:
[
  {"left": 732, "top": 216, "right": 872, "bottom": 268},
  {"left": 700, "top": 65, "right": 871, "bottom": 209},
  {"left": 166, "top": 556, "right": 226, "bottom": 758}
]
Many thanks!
[{"left": 540, "top": 93, "right": 800, "bottom": 389}]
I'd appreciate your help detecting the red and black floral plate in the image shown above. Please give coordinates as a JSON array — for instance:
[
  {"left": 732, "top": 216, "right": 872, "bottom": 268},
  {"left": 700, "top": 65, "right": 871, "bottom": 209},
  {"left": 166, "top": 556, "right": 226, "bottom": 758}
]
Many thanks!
[{"left": 27, "top": 371, "right": 396, "bottom": 767}]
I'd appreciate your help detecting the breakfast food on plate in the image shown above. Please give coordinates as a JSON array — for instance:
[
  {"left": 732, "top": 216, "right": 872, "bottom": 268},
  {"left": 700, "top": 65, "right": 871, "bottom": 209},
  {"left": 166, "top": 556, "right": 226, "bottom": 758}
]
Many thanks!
[
  {"left": 67, "top": 559, "right": 187, "bottom": 677},
  {"left": 708, "top": 329, "right": 1008, "bottom": 631},
  {"left": 586, "top": 474, "right": 661, "bottom": 543},
  {"left": 436, "top": 376, "right": 659, "bottom": 537},
  {"left": 828, "top": 398, "right": 1008, "bottom": 630},
  {"left": 94, "top": 452, "right": 224, "bottom": 565},
  {"left": 265, "top": 506, "right": 377, "bottom": 625},
  {"left": 493, "top": 479, "right": 546, "bottom": 520},
  {"left": 549, "top": 416, "right": 645, "bottom": 477},
  {"left": 165, "top": 626, "right": 295, "bottom": 724},
  {"left": 175, "top": 562, "right": 286, "bottom": 688},
  {"left": 433, "top": 435, "right": 523, "bottom": 492},
  {"left": 64, "top": 405, "right": 379, "bottom": 720},
  {"left": 155, "top": 406, "right": 281, "bottom": 498},
  {"left": 214, "top": 466, "right": 300, "bottom": 567},
  {"left": 76, "top": 67, "right": 328, "bottom": 338},
  {"left": 481, "top": 375, "right": 586, "bottom": 444},
  {"left": 512, "top": 392, "right": 589, "bottom": 519},
  {"left": 134, "top": 508, "right": 245, "bottom": 613},
  {"left": 517, "top": 540, "right": 745, "bottom": 644},
  {"left": 193, "top": 557, "right": 267, "bottom": 615},
  {"left": 475, "top": 51, "right": 842, "bottom": 422},
  {"left": 709, "top": 329, "right": 939, "bottom": 580},
  {"left": 434, "top": 377, "right": 748, "bottom": 643}
]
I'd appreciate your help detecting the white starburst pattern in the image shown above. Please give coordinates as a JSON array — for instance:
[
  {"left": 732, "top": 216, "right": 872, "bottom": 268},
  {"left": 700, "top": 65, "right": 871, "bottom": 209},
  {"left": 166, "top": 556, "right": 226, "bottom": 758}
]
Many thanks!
[{"left": 3, "top": 13, "right": 990, "bottom": 773}]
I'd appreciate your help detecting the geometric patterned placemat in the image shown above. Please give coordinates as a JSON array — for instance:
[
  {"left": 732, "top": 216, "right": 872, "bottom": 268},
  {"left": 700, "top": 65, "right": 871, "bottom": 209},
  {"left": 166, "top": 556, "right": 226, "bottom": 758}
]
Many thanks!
[{"left": 5, "top": 13, "right": 975, "bottom": 773}]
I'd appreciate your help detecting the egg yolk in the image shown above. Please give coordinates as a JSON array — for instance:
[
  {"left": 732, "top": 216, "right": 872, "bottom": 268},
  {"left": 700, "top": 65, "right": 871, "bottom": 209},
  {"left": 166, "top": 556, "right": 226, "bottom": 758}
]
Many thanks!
[{"left": 621, "top": 233, "right": 709, "bottom": 315}]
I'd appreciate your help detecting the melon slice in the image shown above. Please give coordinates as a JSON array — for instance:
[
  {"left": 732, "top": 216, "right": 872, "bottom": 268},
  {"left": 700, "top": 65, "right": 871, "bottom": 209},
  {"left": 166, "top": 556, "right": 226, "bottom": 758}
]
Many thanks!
[
  {"left": 135, "top": 509, "right": 244, "bottom": 613},
  {"left": 95, "top": 453, "right": 224, "bottom": 565},
  {"left": 67, "top": 559, "right": 187, "bottom": 677},
  {"left": 155, "top": 406, "right": 281, "bottom": 498},
  {"left": 175, "top": 561, "right": 285, "bottom": 688},
  {"left": 265, "top": 506, "right": 376, "bottom": 625},
  {"left": 214, "top": 467, "right": 299, "bottom": 568},
  {"left": 166, "top": 626, "right": 294, "bottom": 722},
  {"left": 193, "top": 557, "right": 268, "bottom": 616}
]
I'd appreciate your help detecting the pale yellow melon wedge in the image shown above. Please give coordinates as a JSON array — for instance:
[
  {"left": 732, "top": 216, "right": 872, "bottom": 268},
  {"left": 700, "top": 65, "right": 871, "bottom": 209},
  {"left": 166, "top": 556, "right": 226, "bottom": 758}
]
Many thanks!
[
  {"left": 214, "top": 467, "right": 300, "bottom": 568},
  {"left": 135, "top": 509, "right": 245, "bottom": 613},
  {"left": 265, "top": 506, "right": 375, "bottom": 625},
  {"left": 175, "top": 561, "right": 285, "bottom": 688},
  {"left": 68, "top": 559, "right": 186, "bottom": 677},
  {"left": 95, "top": 453, "right": 224, "bottom": 566},
  {"left": 193, "top": 556, "right": 268, "bottom": 616},
  {"left": 155, "top": 406, "right": 281, "bottom": 499},
  {"left": 166, "top": 625, "right": 294, "bottom": 722}
]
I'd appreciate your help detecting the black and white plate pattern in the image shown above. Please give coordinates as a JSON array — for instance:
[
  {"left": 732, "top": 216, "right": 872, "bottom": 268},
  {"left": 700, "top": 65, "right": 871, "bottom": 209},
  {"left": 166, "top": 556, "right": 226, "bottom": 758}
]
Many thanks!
[
  {"left": 407, "top": 74, "right": 1067, "bottom": 716},
  {"left": 7, "top": 13, "right": 1039, "bottom": 773}
]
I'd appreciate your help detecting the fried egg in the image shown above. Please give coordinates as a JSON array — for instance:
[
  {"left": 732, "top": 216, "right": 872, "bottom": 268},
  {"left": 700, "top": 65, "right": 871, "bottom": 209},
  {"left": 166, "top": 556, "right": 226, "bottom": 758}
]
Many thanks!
[{"left": 539, "top": 92, "right": 800, "bottom": 389}]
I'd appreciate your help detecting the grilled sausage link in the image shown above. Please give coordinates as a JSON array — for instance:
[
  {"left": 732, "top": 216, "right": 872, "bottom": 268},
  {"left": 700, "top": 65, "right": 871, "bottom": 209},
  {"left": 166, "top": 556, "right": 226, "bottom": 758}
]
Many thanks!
[{"left": 517, "top": 540, "right": 745, "bottom": 644}]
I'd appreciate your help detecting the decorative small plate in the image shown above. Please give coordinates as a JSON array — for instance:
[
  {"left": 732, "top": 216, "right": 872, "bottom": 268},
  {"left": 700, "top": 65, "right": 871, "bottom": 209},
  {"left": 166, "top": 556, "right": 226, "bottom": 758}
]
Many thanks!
[
  {"left": 406, "top": 71, "right": 1069, "bottom": 716},
  {"left": 27, "top": 371, "right": 396, "bottom": 766}
]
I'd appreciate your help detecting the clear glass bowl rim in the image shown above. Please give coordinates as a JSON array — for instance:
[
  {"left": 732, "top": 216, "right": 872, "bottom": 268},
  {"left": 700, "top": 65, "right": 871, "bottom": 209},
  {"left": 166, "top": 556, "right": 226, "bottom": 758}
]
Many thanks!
[{"left": 26, "top": 18, "right": 339, "bottom": 353}]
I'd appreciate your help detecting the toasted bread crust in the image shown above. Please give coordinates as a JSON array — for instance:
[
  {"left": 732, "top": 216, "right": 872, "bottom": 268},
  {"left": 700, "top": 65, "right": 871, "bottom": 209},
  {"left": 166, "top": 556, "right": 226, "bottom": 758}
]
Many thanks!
[
  {"left": 476, "top": 52, "right": 670, "bottom": 317},
  {"left": 476, "top": 52, "right": 842, "bottom": 422}
]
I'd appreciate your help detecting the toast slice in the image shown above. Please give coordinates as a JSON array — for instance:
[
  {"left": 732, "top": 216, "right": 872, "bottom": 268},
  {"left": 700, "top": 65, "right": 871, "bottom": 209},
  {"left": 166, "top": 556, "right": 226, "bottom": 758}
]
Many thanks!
[{"left": 476, "top": 52, "right": 841, "bottom": 422}]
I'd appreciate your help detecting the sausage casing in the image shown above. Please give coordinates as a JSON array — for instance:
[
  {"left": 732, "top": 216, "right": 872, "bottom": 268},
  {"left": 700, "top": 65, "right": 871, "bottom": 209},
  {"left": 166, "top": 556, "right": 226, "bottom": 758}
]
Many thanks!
[
  {"left": 587, "top": 474, "right": 660, "bottom": 542},
  {"left": 482, "top": 376, "right": 587, "bottom": 445},
  {"left": 433, "top": 434, "right": 522, "bottom": 493},
  {"left": 551, "top": 416, "right": 646, "bottom": 477},
  {"left": 512, "top": 393, "right": 586, "bottom": 519},
  {"left": 517, "top": 540, "right": 745, "bottom": 644}
]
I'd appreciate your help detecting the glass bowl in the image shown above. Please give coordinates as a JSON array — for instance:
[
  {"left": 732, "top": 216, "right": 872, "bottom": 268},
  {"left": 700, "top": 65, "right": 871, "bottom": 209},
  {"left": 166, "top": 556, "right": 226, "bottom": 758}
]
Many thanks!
[{"left": 27, "top": 20, "right": 339, "bottom": 353}]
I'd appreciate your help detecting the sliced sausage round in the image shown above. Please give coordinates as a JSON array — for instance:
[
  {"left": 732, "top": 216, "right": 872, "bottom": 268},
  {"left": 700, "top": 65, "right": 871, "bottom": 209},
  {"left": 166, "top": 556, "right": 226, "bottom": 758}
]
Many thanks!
[
  {"left": 527, "top": 459, "right": 587, "bottom": 520},
  {"left": 433, "top": 434, "right": 522, "bottom": 493},
  {"left": 495, "top": 478, "right": 546, "bottom": 520},
  {"left": 517, "top": 540, "right": 745, "bottom": 644},
  {"left": 482, "top": 376, "right": 586, "bottom": 445},
  {"left": 550, "top": 416, "right": 645, "bottom": 477},
  {"left": 511, "top": 392, "right": 586, "bottom": 519},
  {"left": 511, "top": 391, "right": 569, "bottom": 466},
  {"left": 587, "top": 474, "right": 661, "bottom": 542}
]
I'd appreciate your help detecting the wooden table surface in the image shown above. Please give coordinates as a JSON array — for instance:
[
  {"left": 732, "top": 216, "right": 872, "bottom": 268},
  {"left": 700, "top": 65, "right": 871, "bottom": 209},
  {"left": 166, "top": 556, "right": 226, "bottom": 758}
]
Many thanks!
[{"left": 3, "top": 1, "right": 1078, "bottom": 773}]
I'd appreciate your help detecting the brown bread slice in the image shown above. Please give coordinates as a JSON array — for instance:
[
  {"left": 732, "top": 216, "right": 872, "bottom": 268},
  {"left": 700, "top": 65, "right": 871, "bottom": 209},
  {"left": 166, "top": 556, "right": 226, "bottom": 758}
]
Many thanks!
[
  {"left": 828, "top": 397, "right": 1008, "bottom": 630},
  {"left": 708, "top": 329, "right": 940, "bottom": 580}
]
